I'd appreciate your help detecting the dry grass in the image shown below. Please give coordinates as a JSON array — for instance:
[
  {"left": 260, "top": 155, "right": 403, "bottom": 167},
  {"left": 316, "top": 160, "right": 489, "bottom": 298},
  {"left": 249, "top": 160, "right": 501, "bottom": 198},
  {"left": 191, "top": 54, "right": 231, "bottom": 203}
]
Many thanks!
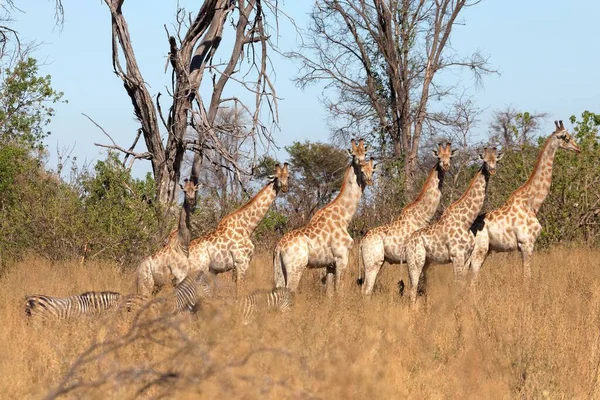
[{"left": 2, "top": 247, "right": 600, "bottom": 399}]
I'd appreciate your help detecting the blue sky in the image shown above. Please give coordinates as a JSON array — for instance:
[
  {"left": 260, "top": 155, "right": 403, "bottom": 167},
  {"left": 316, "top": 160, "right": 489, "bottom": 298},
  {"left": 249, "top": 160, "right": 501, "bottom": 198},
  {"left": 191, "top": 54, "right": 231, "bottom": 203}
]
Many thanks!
[{"left": 10, "top": 0, "right": 600, "bottom": 179}]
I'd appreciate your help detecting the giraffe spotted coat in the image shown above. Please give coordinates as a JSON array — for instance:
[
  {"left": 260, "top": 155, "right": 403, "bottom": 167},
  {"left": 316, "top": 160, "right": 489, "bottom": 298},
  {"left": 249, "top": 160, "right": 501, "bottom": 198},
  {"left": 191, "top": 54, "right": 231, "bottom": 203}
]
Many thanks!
[
  {"left": 188, "top": 164, "right": 289, "bottom": 297},
  {"left": 405, "top": 147, "right": 503, "bottom": 305},
  {"left": 358, "top": 142, "right": 456, "bottom": 295},
  {"left": 468, "top": 120, "right": 581, "bottom": 281},
  {"left": 273, "top": 139, "right": 375, "bottom": 295}
]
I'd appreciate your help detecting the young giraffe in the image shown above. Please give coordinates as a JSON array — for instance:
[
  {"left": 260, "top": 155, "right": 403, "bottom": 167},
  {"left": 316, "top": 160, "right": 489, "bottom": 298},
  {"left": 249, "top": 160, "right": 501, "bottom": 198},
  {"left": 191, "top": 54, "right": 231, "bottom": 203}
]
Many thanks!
[
  {"left": 187, "top": 164, "right": 289, "bottom": 297},
  {"left": 358, "top": 142, "right": 456, "bottom": 295},
  {"left": 273, "top": 139, "right": 375, "bottom": 295},
  {"left": 404, "top": 147, "right": 503, "bottom": 305},
  {"left": 468, "top": 120, "right": 581, "bottom": 282},
  {"left": 136, "top": 179, "right": 198, "bottom": 296}
]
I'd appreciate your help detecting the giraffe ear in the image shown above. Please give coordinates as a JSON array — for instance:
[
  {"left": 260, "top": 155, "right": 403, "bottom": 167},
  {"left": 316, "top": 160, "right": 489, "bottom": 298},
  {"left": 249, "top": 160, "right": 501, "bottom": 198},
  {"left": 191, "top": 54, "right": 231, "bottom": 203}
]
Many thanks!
[
  {"left": 496, "top": 151, "right": 504, "bottom": 161},
  {"left": 450, "top": 149, "right": 458, "bottom": 158},
  {"left": 431, "top": 149, "right": 439, "bottom": 157},
  {"left": 267, "top": 175, "right": 276, "bottom": 181},
  {"left": 179, "top": 183, "right": 184, "bottom": 190}
]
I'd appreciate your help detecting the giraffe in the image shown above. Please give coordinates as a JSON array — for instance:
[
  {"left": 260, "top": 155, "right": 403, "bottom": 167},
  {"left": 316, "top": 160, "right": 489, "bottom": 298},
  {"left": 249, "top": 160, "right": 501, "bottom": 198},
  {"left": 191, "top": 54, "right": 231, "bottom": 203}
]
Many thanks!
[
  {"left": 136, "top": 179, "right": 198, "bottom": 296},
  {"left": 273, "top": 139, "right": 375, "bottom": 295},
  {"left": 187, "top": 163, "right": 289, "bottom": 297},
  {"left": 468, "top": 120, "right": 581, "bottom": 282},
  {"left": 404, "top": 147, "right": 503, "bottom": 305},
  {"left": 358, "top": 142, "right": 457, "bottom": 295}
]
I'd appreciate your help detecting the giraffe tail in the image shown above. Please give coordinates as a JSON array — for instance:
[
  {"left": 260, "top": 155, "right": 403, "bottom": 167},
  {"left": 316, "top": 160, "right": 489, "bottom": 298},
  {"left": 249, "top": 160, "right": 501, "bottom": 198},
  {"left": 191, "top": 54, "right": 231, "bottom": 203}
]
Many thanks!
[
  {"left": 356, "top": 242, "right": 365, "bottom": 286},
  {"left": 273, "top": 246, "right": 285, "bottom": 288}
]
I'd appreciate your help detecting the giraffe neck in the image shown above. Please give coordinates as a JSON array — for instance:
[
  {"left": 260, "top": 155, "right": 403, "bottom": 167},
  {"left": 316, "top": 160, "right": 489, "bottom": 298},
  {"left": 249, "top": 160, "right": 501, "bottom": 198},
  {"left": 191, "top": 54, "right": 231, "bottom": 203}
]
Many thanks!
[
  {"left": 404, "top": 164, "right": 444, "bottom": 224},
  {"left": 228, "top": 181, "right": 278, "bottom": 235},
  {"left": 322, "top": 162, "right": 364, "bottom": 227},
  {"left": 176, "top": 195, "right": 194, "bottom": 257},
  {"left": 513, "top": 135, "right": 560, "bottom": 214},
  {"left": 443, "top": 167, "right": 489, "bottom": 230}
]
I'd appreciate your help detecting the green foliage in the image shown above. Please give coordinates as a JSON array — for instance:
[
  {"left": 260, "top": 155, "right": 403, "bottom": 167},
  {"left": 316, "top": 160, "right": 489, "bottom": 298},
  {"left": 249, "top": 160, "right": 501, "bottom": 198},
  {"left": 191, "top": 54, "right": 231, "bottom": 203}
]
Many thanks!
[
  {"left": 253, "top": 155, "right": 279, "bottom": 179},
  {"left": 0, "top": 150, "right": 161, "bottom": 268},
  {"left": 539, "top": 111, "right": 600, "bottom": 246},
  {"left": 0, "top": 58, "right": 65, "bottom": 150},
  {"left": 0, "top": 144, "right": 83, "bottom": 264},
  {"left": 80, "top": 152, "right": 159, "bottom": 264},
  {"left": 478, "top": 111, "right": 600, "bottom": 247},
  {"left": 284, "top": 141, "right": 349, "bottom": 223},
  {"left": 254, "top": 209, "right": 288, "bottom": 247},
  {"left": 0, "top": 144, "right": 30, "bottom": 206}
]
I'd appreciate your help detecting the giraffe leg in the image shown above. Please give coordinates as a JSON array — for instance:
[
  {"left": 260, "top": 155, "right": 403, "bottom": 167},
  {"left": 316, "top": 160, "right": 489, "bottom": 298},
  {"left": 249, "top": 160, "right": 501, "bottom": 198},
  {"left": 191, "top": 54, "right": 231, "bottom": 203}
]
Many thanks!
[
  {"left": 286, "top": 262, "right": 307, "bottom": 292},
  {"left": 519, "top": 241, "right": 535, "bottom": 281},
  {"left": 325, "top": 265, "right": 335, "bottom": 298},
  {"left": 406, "top": 238, "right": 426, "bottom": 306},
  {"left": 416, "top": 261, "right": 431, "bottom": 298},
  {"left": 334, "top": 251, "right": 350, "bottom": 295},
  {"left": 452, "top": 252, "right": 468, "bottom": 288},
  {"left": 232, "top": 250, "right": 252, "bottom": 299},
  {"left": 468, "top": 227, "right": 489, "bottom": 287},
  {"left": 361, "top": 237, "right": 385, "bottom": 296}
]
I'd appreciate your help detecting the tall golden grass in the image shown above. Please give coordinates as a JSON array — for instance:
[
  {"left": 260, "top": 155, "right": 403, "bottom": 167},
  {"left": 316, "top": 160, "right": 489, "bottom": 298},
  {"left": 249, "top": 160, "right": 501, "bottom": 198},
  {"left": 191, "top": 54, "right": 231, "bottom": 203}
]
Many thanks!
[{"left": 2, "top": 246, "right": 600, "bottom": 399}]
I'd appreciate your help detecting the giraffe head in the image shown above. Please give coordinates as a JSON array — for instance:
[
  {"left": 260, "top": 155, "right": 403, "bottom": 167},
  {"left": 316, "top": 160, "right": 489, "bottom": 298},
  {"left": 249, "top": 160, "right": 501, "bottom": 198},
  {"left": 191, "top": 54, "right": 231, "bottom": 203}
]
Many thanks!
[
  {"left": 360, "top": 158, "right": 377, "bottom": 186},
  {"left": 348, "top": 138, "right": 368, "bottom": 166},
  {"left": 268, "top": 163, "right": 289, "bottom": 193},
  {"left": 479, "top": 147, "right": 503, "bottom": 175},
  {"left": 553, "top": 120, "right": 581, "bottom": 154},
  {"left": 179, "top": 179, "right": 199, "bottom": 203},
  {"left": 431, "top": 142, "right": 457, "bottom": 171}
]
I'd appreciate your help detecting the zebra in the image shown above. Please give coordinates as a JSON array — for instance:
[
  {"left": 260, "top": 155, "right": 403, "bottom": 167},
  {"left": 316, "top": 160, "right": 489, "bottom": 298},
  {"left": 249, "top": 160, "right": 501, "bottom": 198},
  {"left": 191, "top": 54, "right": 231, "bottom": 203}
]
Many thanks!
[
  {"left": 24, "top": 291, "right": 123, "bottom": 320},
  {"left": 236, "top": 287, "right": 293, "bottom": 325},
  {"left": 170, "top": 270, "right": 215, "bottom": 313}
]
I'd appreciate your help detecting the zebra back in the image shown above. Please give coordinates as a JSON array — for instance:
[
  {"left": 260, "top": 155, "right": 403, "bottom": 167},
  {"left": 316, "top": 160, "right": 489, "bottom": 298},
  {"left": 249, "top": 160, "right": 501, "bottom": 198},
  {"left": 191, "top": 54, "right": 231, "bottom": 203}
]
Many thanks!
[
  {"left": 119, "top": 293, "right": 150, "bottom": 313},
  {"left": 24, "top": 291, "right": 122, "bottom": 320},
  {"left": 236, "top": 287, "right": 293, "bottom": 324}
]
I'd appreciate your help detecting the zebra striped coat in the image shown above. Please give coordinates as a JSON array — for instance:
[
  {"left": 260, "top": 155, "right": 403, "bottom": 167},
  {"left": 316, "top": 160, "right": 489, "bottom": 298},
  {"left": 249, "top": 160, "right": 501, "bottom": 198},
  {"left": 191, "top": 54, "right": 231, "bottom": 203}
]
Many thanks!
[
  {"left": 124, "top": 271, "right": 215, "bottom": 315},
  {"left": 236, "top": 287, "right": 293, "bottom": 325},
  {"left": 25, "top": 291, "right": 122, "bottom": 320}
]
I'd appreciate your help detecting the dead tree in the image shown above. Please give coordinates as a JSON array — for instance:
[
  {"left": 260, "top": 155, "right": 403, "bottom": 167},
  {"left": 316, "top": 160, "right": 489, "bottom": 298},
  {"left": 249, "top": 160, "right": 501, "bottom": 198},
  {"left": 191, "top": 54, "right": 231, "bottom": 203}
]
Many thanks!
[
  {"left": 488, "top": 107, "right": 548, "bottom": 149},
  {"left": 291, "top": 0, "right": 495, "bottom": 199},
  {"left": 99, "top": 0, "right": 280, "bottom": 207}
]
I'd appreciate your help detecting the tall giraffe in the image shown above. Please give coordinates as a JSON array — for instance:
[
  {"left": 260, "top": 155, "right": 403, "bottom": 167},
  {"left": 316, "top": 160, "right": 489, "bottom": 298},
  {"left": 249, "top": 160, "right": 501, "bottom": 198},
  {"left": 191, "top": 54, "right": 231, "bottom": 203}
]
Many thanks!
[
  {"left": 187, "top": 163, "right": 289, "bottom": 297},
  {"left": 358, "top": 142, "right": 456, "bottom": 295},
  {"left": 273, "top": 139, "right": 375, "bottom": 294},
  {"left": 404, "top": 147, "right": 503, "bottom": 304},
  {"left": 136, "top": 179, "right": 199, "bottom": 296},
  {"left": 468, "top": 120, "right": 581, "bottom": 281}
]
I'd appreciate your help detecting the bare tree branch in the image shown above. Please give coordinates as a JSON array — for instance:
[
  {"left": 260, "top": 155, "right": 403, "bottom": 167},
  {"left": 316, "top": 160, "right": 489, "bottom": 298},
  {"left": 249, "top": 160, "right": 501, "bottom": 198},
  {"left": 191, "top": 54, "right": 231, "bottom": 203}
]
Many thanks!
[
  {"left": 84, "top": 113, "right": 152, "bottom": 161},
  {"left": 291, "top": 0, "right": 497, "bottom": 199}
]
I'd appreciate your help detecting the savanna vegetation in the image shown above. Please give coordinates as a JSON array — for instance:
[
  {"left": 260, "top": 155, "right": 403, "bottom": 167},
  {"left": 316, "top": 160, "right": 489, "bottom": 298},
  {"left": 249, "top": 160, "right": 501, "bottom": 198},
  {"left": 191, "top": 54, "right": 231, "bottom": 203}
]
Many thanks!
[{"left": 1, "top": 0, "right": 599, "bottom": 399}]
